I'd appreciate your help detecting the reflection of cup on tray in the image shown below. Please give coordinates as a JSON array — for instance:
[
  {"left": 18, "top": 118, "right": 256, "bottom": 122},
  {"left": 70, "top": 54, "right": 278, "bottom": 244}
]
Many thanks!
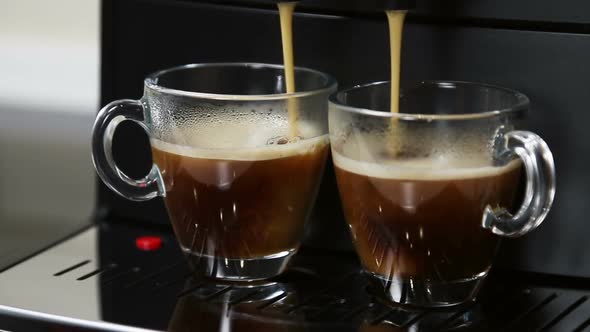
[{"left": 168, "top": 280, "right": 303, "bottom": 332}]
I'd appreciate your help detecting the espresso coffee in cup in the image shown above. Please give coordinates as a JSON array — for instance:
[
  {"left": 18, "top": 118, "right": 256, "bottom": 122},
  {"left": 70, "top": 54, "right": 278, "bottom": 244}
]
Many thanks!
[
  {"left": 329, "top": 81, "right": 555, "bottom": 306},
  {"left": 92, "top": 63, "right": 336, "bottom": 281}
]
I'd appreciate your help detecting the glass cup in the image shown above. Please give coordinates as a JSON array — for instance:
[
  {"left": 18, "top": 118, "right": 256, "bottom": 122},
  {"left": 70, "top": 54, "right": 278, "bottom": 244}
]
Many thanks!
[
  {"left": 92, "top": 63, "right": 336, "bottom": 280},
  {"left": 329, "top": 81, "right": 555, "bottom": 306}
]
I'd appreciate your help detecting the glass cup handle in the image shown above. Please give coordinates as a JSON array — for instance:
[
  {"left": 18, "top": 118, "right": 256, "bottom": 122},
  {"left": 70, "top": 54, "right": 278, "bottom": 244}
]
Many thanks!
[
  {"left": 482, "top": 130, "right": 556, "bottom": 237},
  {"left": 91, "top": 99, "right": 165, "bottom": 201}
]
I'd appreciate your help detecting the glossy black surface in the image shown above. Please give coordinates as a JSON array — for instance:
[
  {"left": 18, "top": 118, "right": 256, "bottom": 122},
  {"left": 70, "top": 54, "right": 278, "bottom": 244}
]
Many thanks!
[
  {"left": 101, "top": 0, "right": 590, "bottom": 277},
  {"left": 5, "top": 222, "right": 590, "bottom": 331}
]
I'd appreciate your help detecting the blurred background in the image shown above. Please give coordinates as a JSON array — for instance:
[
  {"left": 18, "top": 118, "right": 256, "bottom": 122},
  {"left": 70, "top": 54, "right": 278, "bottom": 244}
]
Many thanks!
[{"left": 0, "top": 0, "right": 98, "bottom": 266}]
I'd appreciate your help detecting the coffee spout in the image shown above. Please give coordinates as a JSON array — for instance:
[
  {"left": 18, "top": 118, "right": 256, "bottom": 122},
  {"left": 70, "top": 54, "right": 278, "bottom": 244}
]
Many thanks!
[
  {"left": 260, "top": 0, "right": 416, "bottom": 11},
  {"left": 298, "top": 0, "right": 415, "bottom": 11},
  {"left": 375, "top": 0, "right": 416, "bottom": 10}
]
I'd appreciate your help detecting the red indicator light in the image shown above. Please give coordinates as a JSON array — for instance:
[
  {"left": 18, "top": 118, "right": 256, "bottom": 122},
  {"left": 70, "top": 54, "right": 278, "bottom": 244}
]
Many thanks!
[{"left": 135, "top": 236, "right": 162, "bottom": 251}]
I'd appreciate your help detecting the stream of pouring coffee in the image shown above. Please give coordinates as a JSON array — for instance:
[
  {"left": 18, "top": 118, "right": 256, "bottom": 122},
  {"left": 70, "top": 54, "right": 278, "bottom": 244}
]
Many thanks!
[
  {"left": 386, "top": 10, "right": 407, "bottom": 151},
  {"left": 278, "top": 1, "right": 299, "bottom": 138},
  {"left": 386, "top": 10, "right": 406, "bottom": 114}
]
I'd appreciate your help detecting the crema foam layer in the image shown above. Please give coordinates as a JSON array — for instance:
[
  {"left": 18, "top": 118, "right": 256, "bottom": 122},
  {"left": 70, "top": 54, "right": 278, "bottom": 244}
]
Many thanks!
[
  {"left": 332, "top": 150, "right": 521, "bottom": 181},
  {"left": 150, "top": 122, "right": 327, "bottom": 161}
]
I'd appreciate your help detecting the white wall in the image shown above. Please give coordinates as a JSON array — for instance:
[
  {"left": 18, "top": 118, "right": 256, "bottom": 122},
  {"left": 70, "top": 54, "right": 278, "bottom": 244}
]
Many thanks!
[
  {"left": 0, "top": 0, "right": 99, "bottom": 264},
  {"left": 0, "top": 0, "right": 99, "bottom": 113}
]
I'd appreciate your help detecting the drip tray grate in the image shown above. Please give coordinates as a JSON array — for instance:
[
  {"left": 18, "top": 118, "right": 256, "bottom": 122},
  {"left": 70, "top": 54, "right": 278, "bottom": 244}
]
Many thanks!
[{"left": 0, "top": 223, "right": 589, "bottom": 332}]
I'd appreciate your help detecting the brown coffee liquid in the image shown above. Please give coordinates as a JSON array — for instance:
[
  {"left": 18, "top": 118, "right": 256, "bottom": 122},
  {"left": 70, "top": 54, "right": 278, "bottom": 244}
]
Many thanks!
[
  {"left": 333, "top": 153, "right": 521, "bottom": 281},
  {"left": 152, "top": 136, "right": 328, "bottom": 259}
]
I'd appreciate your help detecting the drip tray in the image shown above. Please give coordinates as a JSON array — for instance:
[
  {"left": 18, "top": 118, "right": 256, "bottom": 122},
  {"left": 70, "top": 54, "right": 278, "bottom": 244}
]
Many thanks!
[{"left": 0, "top": 222, "right": 589, "bottom": 331}]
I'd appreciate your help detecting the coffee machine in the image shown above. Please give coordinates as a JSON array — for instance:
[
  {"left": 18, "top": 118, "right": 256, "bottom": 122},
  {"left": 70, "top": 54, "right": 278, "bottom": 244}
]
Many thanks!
[{"left": 1, "top": 0, "right": 590, "bottom": 330}]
